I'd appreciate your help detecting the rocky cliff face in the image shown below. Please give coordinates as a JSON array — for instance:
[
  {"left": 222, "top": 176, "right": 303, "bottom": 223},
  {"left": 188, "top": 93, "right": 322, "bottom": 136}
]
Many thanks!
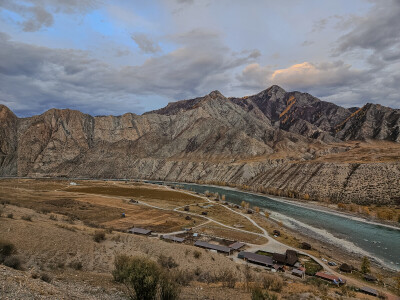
[{"left": 1, "top": 86, "right": 399, "bottom": 204}]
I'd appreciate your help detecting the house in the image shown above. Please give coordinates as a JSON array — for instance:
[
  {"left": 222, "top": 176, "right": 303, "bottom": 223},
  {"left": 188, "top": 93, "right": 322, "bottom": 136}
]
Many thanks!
[
  {"left": 363, "top": 274, "right": 377, "bottom": 282},
  {"left": 238, "top": 252, "right": 274, "bottom": 267},
  {"left": 315, "top": 272, "right": 346, "bottom": 285},
  {"left": 339, "top": 263, "right": 353, "bottom": 273},
  {"left": 359, "top": 286, "right": 378, "bottom": 297},
  {"left": 272, "top": 264, "right": 285, "bottom": 272},
  {"left": 272, "top": 250, "right": 298, "bottom": 266},
  {"left": 161, "top": 235, "right": 185, "bottom": 243},
  {"left": 128, "top": 228, "right": 152, "bottom": 235},
  {"left": 301, "top": 242, "right": 311, "bottom": 250},
  {"left": 286, "top": 250, "right": 298, "bottom": 266},
  {"left": 194, "top": 241, "right": 231, "bottom": 255},
  {"left": 229, "top": 242, "right": 246, "bottom": 251},
  {"left": 292, "top": 268, "right": 305, "bottom": 278}
]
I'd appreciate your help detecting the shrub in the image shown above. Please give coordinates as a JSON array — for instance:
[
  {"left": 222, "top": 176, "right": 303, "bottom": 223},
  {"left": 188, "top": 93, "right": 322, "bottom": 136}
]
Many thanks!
[
  {"left": 49, "top": 214, "right": 57, "bottom": 221},
  {"left": 40, "top": 272, "right": 52, "bottom": 283},
  {"left": 40, "top": 208, "right": 50, "bottom": 215},
  {"left": 0, "top": 240, "right": 16, "bottom": 262},
  {"left": 262, "top": 274, "right": 283, "bottom": 292},
  {"left": 251, "top": 287, "right": 278, "bottom": 300},
  {"left": 4, "top": 256, "right": 22, "bottom": 270},
  {"left": 172, "top": 269, "right": 193, "bottom": 286},
  {"left": 69, "top": 261, "right": 83, "bottom": 270},
  {"left": 158, "top": 255, "right": 178, "bottom": 270},
  {"left": 93, "top": 230, "right": 106, "bottom": 243},
  {"left": 112, "top": 255, "right": 180, "bottom": 300},
  {"left": 21, "top": 215, "right": 32, "bottom": 222},
  {"left": 218, "top": 268, "right": 237, "bottom": 288},
  {"left": 193, "top": 250, "right": 201, "bottom": 259},
  {"left": 7, "top": 213, "right": 13, "bottom": 219}
]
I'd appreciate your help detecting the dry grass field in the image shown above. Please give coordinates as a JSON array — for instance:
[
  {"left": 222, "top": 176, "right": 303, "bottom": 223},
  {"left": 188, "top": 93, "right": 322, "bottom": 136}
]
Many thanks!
[
  {"left": 0, "top": 179, "right": 205, "bottom": 232},
  {"left": 1, "top": 179, "right": 398, "bottom": 299},
  {"left": 179, "top": 202, "right": 263, "bottom": 234},
  {"left": 195, "top": 222, "right": 268, "bottom": 245}
]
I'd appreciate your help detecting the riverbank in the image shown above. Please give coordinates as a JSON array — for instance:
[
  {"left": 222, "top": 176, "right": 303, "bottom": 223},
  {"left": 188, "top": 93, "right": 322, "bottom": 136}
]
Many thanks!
[{"left": 151, "top": 180, "right": 400, "bottom": 272}]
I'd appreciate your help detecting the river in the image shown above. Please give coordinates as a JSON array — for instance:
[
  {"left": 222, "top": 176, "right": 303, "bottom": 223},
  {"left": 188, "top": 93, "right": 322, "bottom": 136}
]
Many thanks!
[{"left": 147, "top": 181, "right": 400, "bottom": 271}]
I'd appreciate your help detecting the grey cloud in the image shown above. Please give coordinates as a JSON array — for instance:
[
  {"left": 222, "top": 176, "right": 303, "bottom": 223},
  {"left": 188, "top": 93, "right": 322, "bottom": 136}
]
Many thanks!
[
  {"left": 301, "top": 40, "right": 314, "bottom": 47},
  {"left": 0, "top": 0, "right": 99, "bottom": 31},
  {"left": 236, "top": 60, "right": 400, "bottom": 108},
  {"left": 335, "top": 0, "right": 400, "bottom": 63},
  {"left": 131, "top": 33, "right": 161, "bottom": 54},
  {"left": 312, "top": 18, "right": 328, "bottom": 32},
  {"left": 0, "top": 30, "right": 258, "bottom": 116}
]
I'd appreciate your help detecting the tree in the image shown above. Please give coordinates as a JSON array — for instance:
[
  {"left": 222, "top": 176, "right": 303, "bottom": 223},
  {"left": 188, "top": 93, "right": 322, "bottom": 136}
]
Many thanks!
[
  {"left": 112, "top": 255, "right": 180, "bottom": 300},
  {"left": 361, "top": 256, "right": 371, "bottom": 274},
  {"left": 254, "top": 206, "right": 260, "bottom": 213},
  {"left": 264, "top": 211, "right": 270, "bottom": 218},
  {"left": 221, "top": 195, "right": 226, "bottom": 201}
]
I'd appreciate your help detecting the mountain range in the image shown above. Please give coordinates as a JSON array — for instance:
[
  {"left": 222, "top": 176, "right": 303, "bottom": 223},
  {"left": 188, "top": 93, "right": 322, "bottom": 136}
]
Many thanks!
[{"left": 1, "top": 86, "right": 399, "bottom": 204}]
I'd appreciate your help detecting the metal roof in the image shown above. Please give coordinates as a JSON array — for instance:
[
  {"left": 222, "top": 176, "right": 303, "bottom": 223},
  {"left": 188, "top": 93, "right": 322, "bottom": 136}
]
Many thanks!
[
  {"left": 238, "top": 252, "right": 274, "bottom": 266},
  {"left": 229, "top": 242, "right": 246, "bottom": 250},
  {"left": 194, "top": 241, "right": 231, "bottom": 253},
  {"left": 161, "top": 235, "right": 185, "bottom": 243},
  {"left": 359, "top": 286, "right": 378, "bottom": 296},
  {"left": 128, "top": 228, "right": 152, "bottom": 235}
]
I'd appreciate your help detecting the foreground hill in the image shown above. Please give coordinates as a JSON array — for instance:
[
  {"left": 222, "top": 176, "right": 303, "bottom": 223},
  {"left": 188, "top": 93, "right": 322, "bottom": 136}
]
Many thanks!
[{"left": 0, "top": 86, "right": 399, "bottom": 204}]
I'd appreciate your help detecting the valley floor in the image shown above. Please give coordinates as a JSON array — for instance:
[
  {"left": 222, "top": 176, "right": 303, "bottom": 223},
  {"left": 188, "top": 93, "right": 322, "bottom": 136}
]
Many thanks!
[{"left": 0, "top": 178, "right": 399, "bottom": 299}]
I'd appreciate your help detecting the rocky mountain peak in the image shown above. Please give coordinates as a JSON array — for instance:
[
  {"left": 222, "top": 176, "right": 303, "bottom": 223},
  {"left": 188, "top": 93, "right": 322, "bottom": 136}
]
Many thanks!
[{"left": 207, "top": 90, "right": 225, "bottom": 99}]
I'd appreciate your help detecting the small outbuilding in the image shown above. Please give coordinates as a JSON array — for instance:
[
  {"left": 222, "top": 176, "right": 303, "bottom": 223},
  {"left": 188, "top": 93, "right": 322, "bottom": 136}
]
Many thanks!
[
  {"left": 128, "top": 227, "right": 152, "bottom": 235},
  {"left": 339, "top": 263, "right": 353, "bottom": 273},
  {"left": 359, "top": 286, "right": 378, "bottom": 297},
  {"left": 161, "top": 235, "right": 185, "bottom": 243},
  {"left": 194, "top": 241, "right": 231, "bottom": 255},
  {"left": 229, "top": 242, "right": 246, "bottom": 251},
  {"left": 315, "top": 272, "right": 346, "bottom": 285},
  {"left": 292, "top": 268, "right": 305, "bottom": 278},
  {"left": 363, "top": 274, "right": 377, "bottom": 282},
  {"left": 301, "top": 242, "right": 311, "bottom": 250}
]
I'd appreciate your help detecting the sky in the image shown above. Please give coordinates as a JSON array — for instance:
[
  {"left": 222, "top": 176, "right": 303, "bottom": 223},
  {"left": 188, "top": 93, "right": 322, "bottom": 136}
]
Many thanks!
[{"left": 0, "top": 0, "right": 399, "bottom": 117}]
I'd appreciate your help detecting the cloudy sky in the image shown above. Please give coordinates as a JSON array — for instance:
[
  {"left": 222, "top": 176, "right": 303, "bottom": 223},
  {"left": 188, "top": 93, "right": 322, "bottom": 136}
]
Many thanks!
[{"left": 0, "top": 0, "right": 399, "bottom": 117}]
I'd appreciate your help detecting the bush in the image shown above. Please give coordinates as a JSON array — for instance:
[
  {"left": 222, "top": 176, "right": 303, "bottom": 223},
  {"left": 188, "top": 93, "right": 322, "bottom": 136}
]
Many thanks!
[
  {"left": 69, "top": 261, "right": 83, "bottom": 270},
  {"left": 4, "top": 255, "right": 22, "bottom": 270},
  {"left": 172, "top": 269, "right": 193, "bottom": 286},
  {"left": 193, "top": 250, "right": 201, "bottom": 259},
  {"left": 40, "top": 272, "right": 52, "bottom": 283},
  {"left": 262, "top": 274, "right": 283, "bottom": 292},
  {"left": 158, "top": 255, "right": 178, "bottom": 270},
  {"left": 112, "top": 255, "right": 180, "bottom": 300},
  {"left": 7, "top": 213, "right": 13, "bottom": 219},
  {"left": 218, "top": 269, "right": 237, "bottom": 288},
  {"left": 93, "top": 230, "right": 106, "bottom": 243},
  {"left": 49, "top": 214, "right": 57, "bottom": 221},
  {"left": 251, "top": 287, "right": 278, "bottom": 300},
  {"left": 0, "top": 240, "right": 16, "bottom": 261},
  {"left": 21, "top": 215, "right": 32, "bottom": 222}
]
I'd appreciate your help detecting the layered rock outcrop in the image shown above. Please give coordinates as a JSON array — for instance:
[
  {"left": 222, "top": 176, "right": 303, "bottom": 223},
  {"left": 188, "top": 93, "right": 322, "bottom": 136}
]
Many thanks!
[{"left": 1, "top": 86, "right": 399, "bottom": 204}]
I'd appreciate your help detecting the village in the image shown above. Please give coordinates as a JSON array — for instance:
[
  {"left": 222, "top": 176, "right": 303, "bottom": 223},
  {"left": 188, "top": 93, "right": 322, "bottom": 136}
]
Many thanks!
[
  {"left": 0, "top": 178, "right": 398, "bottom": 299},
  {"left": 121, "top": 181, "right": 389, "bottom": 299}
]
